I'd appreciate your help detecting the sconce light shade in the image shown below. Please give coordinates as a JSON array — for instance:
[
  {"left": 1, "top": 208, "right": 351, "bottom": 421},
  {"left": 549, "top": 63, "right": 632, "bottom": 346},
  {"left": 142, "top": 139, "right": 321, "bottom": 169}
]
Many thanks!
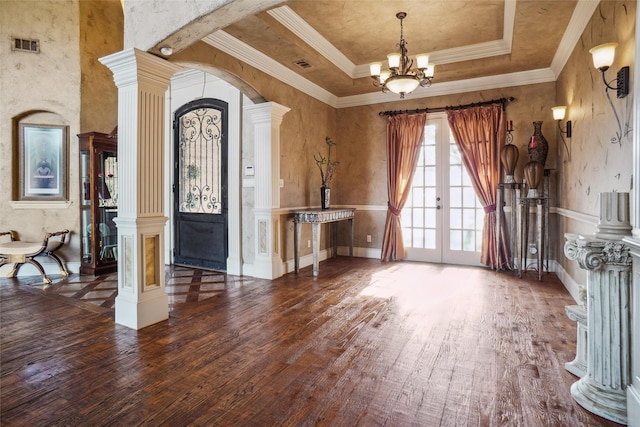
[
  {"left": 552, "top": 105, "right": 572, "bottom": 159},
  {"left": 589, "top": 42, "right": 630, "bottom": 99},
  {"left": 589, "top": 42, "right": 618, "bottom": 71},
  {"left": 552, "top": 106, "right": 566, "bottom": 121}
]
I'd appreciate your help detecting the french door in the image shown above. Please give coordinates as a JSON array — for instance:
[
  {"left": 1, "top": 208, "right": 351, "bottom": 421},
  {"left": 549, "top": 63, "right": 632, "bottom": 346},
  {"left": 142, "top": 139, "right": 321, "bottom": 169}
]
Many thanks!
[{"left": 401, "top": 113, "right": 483, "bottom": 265}]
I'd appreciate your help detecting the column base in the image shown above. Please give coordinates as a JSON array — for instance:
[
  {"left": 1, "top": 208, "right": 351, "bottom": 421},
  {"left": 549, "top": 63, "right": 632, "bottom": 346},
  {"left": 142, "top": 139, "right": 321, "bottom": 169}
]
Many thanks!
[
  {"left": 571, "top": 376, "right": 627, "bottom": 424},
  {"left": 115, "top": 291, "right": 169, "bottom": 330},
  {"left": 564, "top": 304, "right": 587, "bottom": 378}
]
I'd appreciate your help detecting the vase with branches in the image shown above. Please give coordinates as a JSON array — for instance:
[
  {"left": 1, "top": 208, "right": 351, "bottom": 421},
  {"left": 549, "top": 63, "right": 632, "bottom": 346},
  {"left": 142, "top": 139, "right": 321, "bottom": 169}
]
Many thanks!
[{"left": 314, "top": 136, "right": 338, "bottom": 209}]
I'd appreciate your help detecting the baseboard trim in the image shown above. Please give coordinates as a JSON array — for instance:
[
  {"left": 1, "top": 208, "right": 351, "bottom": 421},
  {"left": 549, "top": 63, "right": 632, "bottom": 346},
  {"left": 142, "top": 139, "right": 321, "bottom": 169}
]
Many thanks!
[{"left": 550, "top": 259, "right": 583, "bottom": 304}]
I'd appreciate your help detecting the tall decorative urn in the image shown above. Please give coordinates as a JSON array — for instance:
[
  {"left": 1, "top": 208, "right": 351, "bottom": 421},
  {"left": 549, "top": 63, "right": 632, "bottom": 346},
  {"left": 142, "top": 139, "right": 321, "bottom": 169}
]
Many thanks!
[{"left": 527, "top": 121, "right": 549, "bottom": 166}]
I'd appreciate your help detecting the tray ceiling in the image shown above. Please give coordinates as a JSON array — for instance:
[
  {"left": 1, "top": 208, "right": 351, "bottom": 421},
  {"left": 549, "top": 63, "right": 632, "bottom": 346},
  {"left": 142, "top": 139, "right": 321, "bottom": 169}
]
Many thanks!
[{"left": 201, "top": 0, "right": 593, "bottom": 106}]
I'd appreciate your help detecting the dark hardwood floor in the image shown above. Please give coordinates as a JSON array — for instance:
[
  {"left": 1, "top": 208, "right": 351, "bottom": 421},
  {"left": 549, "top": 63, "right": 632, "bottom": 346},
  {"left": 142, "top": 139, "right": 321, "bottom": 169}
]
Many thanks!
[{"left": 0, "top": 258, "right": 620, "bottom": 426}]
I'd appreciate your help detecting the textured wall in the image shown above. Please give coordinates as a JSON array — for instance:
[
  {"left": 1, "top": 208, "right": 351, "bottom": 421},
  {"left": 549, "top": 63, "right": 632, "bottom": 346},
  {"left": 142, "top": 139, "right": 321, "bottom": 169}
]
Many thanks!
[
  {"left": 333, "top": 83, "right": 558, "bottom": 252},
  {"left": 0, "top": 1, "right": 82, "bottom": 265},
  {"left": 555, "top": 0, "right": 636, "bottom": 282},
  {"left": 79, "top": 1, "right": 123, "bottom": 133},
  {"left": 171, "top": 43, "right": 561, "bottom": 263},
  {"left": 0, "top": 0, "right": 122, "bottom": 273},
  {"left": 172, "top": 41, "right": 338, "bottom": 210}
]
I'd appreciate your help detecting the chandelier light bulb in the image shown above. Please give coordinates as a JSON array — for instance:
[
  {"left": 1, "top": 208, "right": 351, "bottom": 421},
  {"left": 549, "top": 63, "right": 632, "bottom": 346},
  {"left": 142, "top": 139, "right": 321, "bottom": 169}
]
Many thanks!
[
  {"left": 425, "top": 63, "right": 435, "bottom": 78},
  {"left": 416, "top": 54, "right": 429, "bottom": 70},
  {"left": 387, "top": 53, "right": 401, "bottom": 69},
  {"left": 369, "top": 62, "right": 382, "bottom": 76}
]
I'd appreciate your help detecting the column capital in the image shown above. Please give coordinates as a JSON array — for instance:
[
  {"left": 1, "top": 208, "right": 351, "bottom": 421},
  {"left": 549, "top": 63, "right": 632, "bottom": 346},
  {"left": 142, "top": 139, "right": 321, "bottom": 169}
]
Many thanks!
[
  {"left": 565, "top": 233, "right": 632, "bottom": 271},
  {"left": 99, "top": 48, "right": 183, "bottom": 91},
  {"left": 244, "top": 102, "right": 291, "bottom": 125}
]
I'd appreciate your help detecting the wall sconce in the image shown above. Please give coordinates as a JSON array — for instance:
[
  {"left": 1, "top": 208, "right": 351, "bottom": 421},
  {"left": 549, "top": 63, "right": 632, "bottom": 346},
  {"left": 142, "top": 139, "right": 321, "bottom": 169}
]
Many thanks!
[
  {"left": 552, "top": 106, "right": 571, "bottom": 160},
  {"left": 589, "top": 42, "right": 629, "bottom": 99},
  {"left": 589, "top": 42, "right": 630, "bottom": 145}
]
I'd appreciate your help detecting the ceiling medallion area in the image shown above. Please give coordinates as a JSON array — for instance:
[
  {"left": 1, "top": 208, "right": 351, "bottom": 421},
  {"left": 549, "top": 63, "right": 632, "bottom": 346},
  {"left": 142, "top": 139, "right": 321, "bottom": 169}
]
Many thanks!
[{"left": 369, "top": 12, "right": 435, "bottom": 99}]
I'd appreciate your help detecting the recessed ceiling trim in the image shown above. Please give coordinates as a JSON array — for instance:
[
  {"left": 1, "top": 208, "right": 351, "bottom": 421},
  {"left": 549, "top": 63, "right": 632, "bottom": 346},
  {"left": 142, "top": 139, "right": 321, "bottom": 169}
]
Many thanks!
[
  {"left": 550, "top": 0, "right": 600, "bottom": 78},
  {"left": 267, "top": 6, "right": 356, "bottom": 77},
  {"left": 336, "top": 68, "right": 557, "bottom": 109},
  {"left": 269, "top": 3, "right": 516, "bottom": 80},
  {"left": 352, "top": 38, "right": 513, "bottom": 79},
  {"left": 203, "top": 0, "right": 595, "bottom": 110},
  {"left": 203, "top": 31, "right": 337, "bottom": 106}
]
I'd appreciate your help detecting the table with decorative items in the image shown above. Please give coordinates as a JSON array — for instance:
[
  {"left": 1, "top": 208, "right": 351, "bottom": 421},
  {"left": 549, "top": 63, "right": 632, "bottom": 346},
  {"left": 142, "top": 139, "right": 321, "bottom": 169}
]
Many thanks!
[{"left": 293, "top": 208, "right": 355, "bottom": 276}]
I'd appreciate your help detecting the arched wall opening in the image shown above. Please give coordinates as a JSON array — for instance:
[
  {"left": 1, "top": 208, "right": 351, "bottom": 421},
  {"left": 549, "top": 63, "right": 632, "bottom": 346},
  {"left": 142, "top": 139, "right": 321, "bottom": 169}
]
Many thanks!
[{"left": 163, "top": 64, "right": 269, "bottom": 276}]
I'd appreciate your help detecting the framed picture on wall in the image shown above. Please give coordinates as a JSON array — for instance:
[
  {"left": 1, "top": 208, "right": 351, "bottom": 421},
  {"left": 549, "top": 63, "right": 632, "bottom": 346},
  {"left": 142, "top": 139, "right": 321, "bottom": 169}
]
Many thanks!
[{"left": 19, "top": 124, "right": 68, "bottom": 201}]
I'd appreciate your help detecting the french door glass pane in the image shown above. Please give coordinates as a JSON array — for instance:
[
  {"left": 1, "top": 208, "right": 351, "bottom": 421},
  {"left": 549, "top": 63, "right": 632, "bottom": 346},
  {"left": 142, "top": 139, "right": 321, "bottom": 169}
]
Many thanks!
[
  {"left": 448, "top": 138, "right": 483, "bottom": 253},
  {"left": 402, "top": 123, "right": 437, "bottom": 250}
]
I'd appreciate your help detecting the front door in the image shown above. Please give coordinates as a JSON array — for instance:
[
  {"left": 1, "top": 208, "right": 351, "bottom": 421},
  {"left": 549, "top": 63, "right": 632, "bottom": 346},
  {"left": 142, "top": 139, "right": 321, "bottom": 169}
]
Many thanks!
[
  {"left": 401, "top": 113, "right": 484, "bottom": 265},
  {"left": 173, "top": 99, "right": 228, "bottom": 270}
]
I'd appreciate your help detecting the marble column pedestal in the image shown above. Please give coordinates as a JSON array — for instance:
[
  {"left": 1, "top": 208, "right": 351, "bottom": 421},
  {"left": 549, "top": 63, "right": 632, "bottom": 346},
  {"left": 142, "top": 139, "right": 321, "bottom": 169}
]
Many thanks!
[{"left": 564, "top": 235, "right": 632, "bottom": 425}]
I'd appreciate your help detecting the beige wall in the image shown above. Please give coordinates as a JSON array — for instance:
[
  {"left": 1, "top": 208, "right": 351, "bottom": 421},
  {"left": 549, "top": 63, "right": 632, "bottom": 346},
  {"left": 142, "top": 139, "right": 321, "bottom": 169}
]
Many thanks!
[
  {"left": 1, "top": 1, "right": 82, "bottom": 260},
  {"left": 1, "top": 0, "right": 635, "bottom": 280},
  {"left": 80, "top": 1, "right": 123, "bottom": 133},
  {"left": 333, "top": 83, "right": 558, "bottom": 251},
  {"left": 555, "top": 0, "right": 636, "bottom": 283},
  {"left": 0, "top": 0, "right": 122, "bottom": 269},
  {"left": 172, "top": 42, "right": 562, "bottom": 262}
]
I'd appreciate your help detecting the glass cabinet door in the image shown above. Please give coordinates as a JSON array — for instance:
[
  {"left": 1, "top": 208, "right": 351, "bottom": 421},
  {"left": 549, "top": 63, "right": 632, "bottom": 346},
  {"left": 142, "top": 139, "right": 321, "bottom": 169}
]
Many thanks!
[
  {"left": 80, "top": 149, "right": 91, "bottom": 263},
  {"left": 97, "top": 151, "right": 117, "bottom": 263},
  {"left": 78, "top": 131, "right": 118, "bottom": 275}
]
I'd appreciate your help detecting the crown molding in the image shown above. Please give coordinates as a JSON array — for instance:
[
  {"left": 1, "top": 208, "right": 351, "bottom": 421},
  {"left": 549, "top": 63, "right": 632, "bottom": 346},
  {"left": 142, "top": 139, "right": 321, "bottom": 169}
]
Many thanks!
[
  {"left": 203, "top": 31, "right": 338, "bottom": 107},
  {"left": 336, "top": 68, "right": 557, "bottom": 108},
  {"left": 202, "top": 0, "right": 594, "bottom": 109},
  {"left": 267, "top": 6, "right": 356, "bottom": 78},
  {"left": 270, "top": 3, "right": 516, "bottom": 81},
  {"left": 550, "top": 0, "right": 600, "bottom": 77}
]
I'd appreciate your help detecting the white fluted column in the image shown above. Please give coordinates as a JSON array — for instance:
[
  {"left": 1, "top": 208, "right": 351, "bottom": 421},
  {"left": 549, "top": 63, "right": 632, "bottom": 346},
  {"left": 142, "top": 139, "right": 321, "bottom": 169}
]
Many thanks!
[
  {"left": 243, "top": 102, "right": 290, "bottom": 279},
  {"left": 564, "top": 235, "right": 632, "bottom": 424},
  {"left": 100, "top": 49, "right": 181, "bottom": 329}
]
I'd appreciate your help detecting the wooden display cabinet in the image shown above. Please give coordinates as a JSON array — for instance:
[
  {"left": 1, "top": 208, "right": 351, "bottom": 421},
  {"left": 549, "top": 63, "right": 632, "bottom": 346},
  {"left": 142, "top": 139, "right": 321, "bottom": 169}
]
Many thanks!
[{"left": 78, "top": 130, "right": 118, "bottom": 275}]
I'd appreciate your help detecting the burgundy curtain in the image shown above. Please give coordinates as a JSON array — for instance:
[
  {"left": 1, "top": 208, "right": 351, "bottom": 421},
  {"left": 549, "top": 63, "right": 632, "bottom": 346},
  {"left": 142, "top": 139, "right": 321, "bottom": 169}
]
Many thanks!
[
  {"left": 381, "top": 113, "right": 427, "bottom": 262},
  {"left": 447, "top": 104, "right": 508, "bottom": 269}
]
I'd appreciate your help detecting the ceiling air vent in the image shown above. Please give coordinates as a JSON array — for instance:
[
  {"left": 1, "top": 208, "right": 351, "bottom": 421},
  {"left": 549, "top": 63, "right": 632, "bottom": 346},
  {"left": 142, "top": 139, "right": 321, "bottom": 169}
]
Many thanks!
[
  {"left": 293, "top": 59, "right": 312, "bottom": 69},
  {"left": 12, "top": 37, "right": 40, "bottom": 53}
]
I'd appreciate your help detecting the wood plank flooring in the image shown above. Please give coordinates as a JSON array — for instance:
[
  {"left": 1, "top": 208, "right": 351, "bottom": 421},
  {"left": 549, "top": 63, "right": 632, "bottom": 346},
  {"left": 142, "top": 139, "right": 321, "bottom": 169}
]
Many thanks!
[{"left": 0, "top": 258, "right": 621, "bottom": 426}]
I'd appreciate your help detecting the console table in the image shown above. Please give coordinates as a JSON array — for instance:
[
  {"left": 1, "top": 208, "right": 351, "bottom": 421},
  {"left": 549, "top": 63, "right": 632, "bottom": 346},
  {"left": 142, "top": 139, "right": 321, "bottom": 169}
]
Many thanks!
[{"left": 293, "top": 208, "right": 355, "bottom": 276}]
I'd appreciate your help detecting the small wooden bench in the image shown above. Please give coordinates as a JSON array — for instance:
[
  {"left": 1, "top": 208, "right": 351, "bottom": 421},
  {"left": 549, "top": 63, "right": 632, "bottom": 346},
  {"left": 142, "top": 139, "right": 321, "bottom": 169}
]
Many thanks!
[{"left": 0, "top": 229, "right": 70, "bottom": 285}]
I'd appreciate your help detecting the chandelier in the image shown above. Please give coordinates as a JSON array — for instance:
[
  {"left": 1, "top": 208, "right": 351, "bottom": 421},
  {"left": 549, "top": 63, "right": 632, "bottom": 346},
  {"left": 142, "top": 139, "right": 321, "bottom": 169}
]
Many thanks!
[{"left": 369, "top": 12, "right": 435, "bottom": 98}]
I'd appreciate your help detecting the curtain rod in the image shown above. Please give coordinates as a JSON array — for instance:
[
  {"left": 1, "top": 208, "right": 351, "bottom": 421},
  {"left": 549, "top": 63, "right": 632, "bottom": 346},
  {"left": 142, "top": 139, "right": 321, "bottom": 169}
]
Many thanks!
[{"left": 378, "top": 96, "right": 515, "bottom": 117}]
